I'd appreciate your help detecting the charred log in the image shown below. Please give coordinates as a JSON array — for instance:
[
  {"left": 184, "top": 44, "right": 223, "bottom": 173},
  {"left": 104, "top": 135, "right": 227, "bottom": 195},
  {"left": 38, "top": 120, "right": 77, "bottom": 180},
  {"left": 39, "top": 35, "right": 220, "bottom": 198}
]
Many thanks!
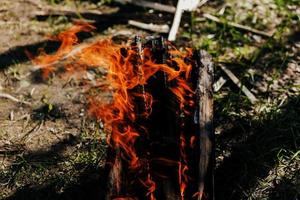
[
  {"left": 104, "top": 37, "right": 214, "bottom": 200},
  {"left": 193, "top": 50, "right": 214, "bottom": 200}
]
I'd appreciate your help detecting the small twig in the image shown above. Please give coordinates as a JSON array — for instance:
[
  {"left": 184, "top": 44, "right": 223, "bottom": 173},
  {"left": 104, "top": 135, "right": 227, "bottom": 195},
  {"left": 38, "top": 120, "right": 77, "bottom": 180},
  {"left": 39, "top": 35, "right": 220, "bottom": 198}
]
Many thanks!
[
  {"left": 24, "top": 0, "right": 44, "bottom": 9},
  {"left": 0, "top": 93, "right": 31, "bottom": 105},
  {"left": 128, "top": 20, "right": 169, "bottom": 33},
  {"left": 21, "top": 120, "right": 44, "bottom": 141},
  {"left": 12, "top": 114, "right": 31, "bottom": 123},
  {"left": 115, "top": 0, "right": 176, "bottom": 13},
  {"left": 0, "top": 144, "right": 25, "bottom": 155},
  {"left": 0, "top": 21, "right": 23, "bottom": 26},
  {"left": 33, "top": 7, "right": 103, "bottom": 16},
  {"left": 198, "top": 0, "right": 209, "bottom": 7},
  {"left": 213, "top": 76, "right": 227, "bottom": 92},
  {"left": 203, "top": 13, "right": 274, "bottom": 37},
  {"left": 218, "top": 64, "right": 258, "bottom": 104},
  {"left": 10, "top": 111, "right": 14, "bottom": 121}
]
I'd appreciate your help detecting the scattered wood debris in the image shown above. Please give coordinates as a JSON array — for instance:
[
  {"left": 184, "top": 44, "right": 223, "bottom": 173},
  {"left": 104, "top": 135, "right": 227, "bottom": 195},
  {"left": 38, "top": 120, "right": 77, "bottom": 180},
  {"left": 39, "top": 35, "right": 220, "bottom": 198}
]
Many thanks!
[
  {"left": 0, "top": 93, "right": 31, "bottom": 105},
  {"left": 115, "top": 0, "right": 176, "bottom": 13},
  {"left": 213, "top": 76, "right": 227, "bottom": 92},
  {"left": 219, "top": 64, "right": 258, "bottom": 104},
  {"left": 203, "top": 13, "right": 274, "bottom": 37},
  {"left": 128, "top": 20, "right": 170, "bottom": 33}
]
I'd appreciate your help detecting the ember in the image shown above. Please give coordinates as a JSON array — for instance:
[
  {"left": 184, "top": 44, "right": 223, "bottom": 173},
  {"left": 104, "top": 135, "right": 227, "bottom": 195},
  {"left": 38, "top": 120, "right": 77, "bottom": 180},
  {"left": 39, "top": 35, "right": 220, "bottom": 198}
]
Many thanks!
[{"left": 29, "top": 22, "right": 214, "bottom": 200}]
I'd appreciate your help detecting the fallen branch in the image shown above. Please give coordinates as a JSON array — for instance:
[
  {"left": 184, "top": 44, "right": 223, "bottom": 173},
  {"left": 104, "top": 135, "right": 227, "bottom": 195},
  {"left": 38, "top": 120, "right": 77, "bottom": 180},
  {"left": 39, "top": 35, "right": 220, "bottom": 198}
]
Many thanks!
[
  {"left": 219, "top": 64, "right": 258, "bottom": 104},
  {"left": 0, "top": 93, "right": 31, "bottom": 105},
  {"left": 128, "top": 20, "right": 170, "bottom": 33},
  {"left": 115, "top": 0, "right": 176, "bottom": 13},
  {"left": 203, "top": 13, "right": 274, "bottom": 37}
]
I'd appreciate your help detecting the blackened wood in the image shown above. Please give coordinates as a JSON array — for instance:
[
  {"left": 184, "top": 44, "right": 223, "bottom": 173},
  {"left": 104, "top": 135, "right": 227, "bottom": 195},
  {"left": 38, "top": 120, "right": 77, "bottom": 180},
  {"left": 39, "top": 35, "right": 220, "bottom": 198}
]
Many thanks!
[
  {"left": 146, "top": 36, "right": 181, "bottom": 200},
  {"left": 131, "top": 36, "right": 153, "bottom": 199},
  {"left": 106, "top": 149, "right": 122, "bottom": 200},
  {"left": 194, "top": 50, "right": 214, "bottom": 200},
  {"left": 131, "top": 36, "right": 147, "bottom": 113},
  {"left": 106, "top": 36, "right": 147, "bottom": 200}
]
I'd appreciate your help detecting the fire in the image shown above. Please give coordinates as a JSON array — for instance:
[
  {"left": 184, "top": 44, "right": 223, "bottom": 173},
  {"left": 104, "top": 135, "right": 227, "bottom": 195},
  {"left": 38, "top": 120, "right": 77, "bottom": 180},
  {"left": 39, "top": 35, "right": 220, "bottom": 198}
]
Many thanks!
[
  {"left": 140, "top": 173, "right": 156, "bottom": 200},
  {"left": 29, "top": 22, "right": 197, "bottom": 199},
  {"left": 28, "top": 22, "right": 95, "bottom": 79},
  {"left": 179, "top": 132, "right": 189, "bottom": 199}
]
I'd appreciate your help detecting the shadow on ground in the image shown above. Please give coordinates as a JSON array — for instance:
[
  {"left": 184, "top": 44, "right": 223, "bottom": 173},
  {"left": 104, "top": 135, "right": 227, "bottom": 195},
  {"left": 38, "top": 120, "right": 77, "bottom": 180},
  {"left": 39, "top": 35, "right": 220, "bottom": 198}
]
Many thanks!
[
  {"left": 3, "top": 97, "right": 298, "bottom": 200},
  {"left": 214, "top": 26, "right": 300, "bottom": 200},
  {"left": 4, "top": 167, "right": 106, "bottom": 200},
  {"left": 1, "top": 129, "right": 107, "bottom": 200},
  {"left": 214, "top": 95, "right": 300, "bottom": 200}
]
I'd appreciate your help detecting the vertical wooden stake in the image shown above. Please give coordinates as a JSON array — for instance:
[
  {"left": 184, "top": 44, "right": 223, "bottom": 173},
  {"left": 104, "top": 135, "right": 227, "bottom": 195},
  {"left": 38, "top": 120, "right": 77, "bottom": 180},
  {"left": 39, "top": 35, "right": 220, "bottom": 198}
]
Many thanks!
[{"left": 195, "top": 50, "right": 214, "bottom": 200}]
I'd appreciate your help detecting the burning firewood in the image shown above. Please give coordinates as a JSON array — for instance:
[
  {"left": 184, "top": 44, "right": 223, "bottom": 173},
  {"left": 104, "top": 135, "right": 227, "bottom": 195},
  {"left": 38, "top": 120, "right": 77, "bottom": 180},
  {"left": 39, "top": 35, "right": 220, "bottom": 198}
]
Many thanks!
[{"left": 28, "top": 22, "right": 214, "bottom": 200}]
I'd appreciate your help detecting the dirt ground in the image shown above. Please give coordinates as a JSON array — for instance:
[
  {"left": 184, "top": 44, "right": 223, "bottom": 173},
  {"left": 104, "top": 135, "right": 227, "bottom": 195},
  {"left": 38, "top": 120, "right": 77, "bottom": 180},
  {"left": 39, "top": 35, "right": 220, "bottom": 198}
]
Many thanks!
[{"left": 0, "top": 0, "right": 299, "bottom": 199}]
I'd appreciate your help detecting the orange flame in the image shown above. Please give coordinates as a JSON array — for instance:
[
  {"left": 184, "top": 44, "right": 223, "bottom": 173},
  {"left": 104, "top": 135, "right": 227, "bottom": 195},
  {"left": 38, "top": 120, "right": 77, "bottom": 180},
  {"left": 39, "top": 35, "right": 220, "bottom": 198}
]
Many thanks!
[
  {"left": 30, "top": 22, "right": 195, "bottom": 199},
  {"left": 140, "top": 173, "right": 156, "bottom": 200},
  {"left": 30, "top": 22, "right": 95, "bottom": 78},
  {"left": 179, "top": 134, "right": 189, "bottom": 200}
]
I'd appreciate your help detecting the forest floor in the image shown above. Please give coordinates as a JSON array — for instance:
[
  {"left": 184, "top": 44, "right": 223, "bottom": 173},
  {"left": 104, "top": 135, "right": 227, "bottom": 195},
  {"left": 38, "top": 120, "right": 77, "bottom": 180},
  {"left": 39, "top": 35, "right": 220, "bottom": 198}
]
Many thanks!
[{"left": 0, "top": 0, "right": 299, "bottom": 199}]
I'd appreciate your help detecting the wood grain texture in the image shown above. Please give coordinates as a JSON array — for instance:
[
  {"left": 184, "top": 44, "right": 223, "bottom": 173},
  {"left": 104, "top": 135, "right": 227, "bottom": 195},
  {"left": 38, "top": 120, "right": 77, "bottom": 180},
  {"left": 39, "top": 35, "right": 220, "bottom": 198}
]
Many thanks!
[{"left": 196, "top": 50, "right": 214, "bottom": 200}]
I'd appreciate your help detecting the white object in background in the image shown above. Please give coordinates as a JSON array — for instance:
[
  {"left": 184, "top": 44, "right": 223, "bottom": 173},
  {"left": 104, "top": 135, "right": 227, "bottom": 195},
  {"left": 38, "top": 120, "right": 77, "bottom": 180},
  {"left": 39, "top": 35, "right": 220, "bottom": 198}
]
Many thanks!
[
  {"left": 179, "top": 0, "right": 201, "bottom": 11},
  {"left": 168, "top": 0, "right": 206, "bottom": 41}
]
